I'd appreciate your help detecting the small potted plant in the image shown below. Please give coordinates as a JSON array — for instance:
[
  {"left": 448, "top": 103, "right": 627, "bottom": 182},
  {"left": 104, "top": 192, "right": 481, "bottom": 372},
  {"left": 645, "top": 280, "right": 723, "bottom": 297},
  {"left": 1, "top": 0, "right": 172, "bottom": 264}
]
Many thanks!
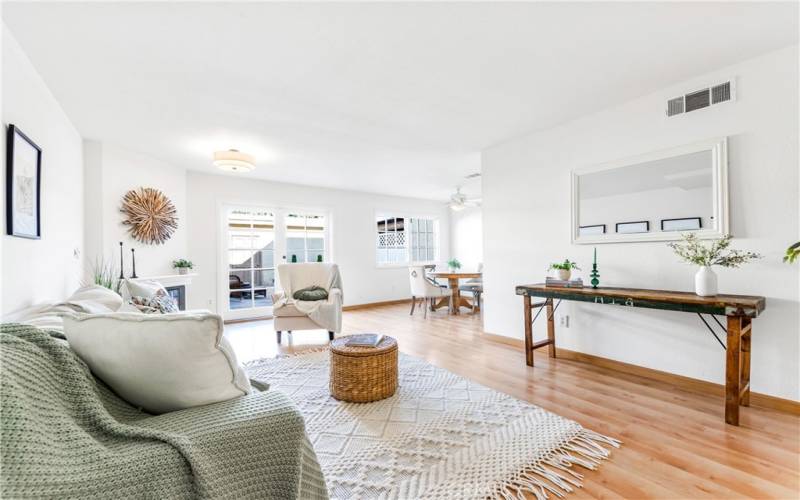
[
  {"left": 548, "top": 259, "right": 580, "bottom": 281},
  {"left": 447, "top": 258, "right": 462, "bottom": 273},
  {"left": 668, "top": 234, "right": 761, "bottom": 296},
  {"left": 172, "top": 258, "right": 194, "bottom": 275}
]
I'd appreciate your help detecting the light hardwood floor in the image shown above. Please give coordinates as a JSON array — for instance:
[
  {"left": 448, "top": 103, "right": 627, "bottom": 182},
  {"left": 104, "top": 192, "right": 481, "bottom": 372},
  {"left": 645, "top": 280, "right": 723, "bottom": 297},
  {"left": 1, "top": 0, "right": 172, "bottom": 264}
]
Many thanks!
[{"left": 225, "top": 303, "right": 800, "bottom": 499}]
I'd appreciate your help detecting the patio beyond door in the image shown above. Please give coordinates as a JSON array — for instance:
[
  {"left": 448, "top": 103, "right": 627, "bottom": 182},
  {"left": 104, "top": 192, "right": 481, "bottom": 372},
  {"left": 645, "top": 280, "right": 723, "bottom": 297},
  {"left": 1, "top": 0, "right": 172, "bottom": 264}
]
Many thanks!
[{"left": 223, "top": 206, "right": 328, "bottom": 320}]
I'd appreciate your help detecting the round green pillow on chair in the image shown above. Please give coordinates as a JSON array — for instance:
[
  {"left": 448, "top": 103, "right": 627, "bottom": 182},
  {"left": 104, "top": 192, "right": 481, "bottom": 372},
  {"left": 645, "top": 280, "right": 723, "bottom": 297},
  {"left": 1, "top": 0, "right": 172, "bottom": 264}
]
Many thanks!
[{"left": 293, "top": 286, "right": 329, "bottom": 301}]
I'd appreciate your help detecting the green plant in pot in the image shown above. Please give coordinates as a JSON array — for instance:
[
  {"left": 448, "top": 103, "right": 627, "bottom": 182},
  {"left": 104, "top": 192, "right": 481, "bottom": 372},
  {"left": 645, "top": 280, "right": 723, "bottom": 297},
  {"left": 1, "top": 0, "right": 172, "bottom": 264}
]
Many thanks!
[
  {"left": 172, "top": 258, "right": 194, "bottom": 275},
  {"left": 667, "top": 233, "right": 761, "bottom": 297},
  {"left": 548, "top": 259, "right": 580, "bottom": 281},
  {"left": 447, "top": 258, "right": 461, "bottom": 272}
]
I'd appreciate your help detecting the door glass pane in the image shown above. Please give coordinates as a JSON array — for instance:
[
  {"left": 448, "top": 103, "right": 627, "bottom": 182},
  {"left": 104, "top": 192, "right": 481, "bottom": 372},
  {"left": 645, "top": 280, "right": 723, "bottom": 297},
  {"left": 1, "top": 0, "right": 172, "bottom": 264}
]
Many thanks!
[
  {"left": 307, "top": 250, "right": 324, "bottom": 263},
  {"left": 229, "top": 270, "right": 252, "bottom": 289},
  {"left": 229, "top": 292, "right": 252, "bottom": 309},
  {"left": 226, "top": 207, "right": 274, "bottom": 312},
  {"left": 286, "top": 237, "right": 305, "bottom": 252},
  {"left": 229, "top": 250, "right": 252, "bottom": 269},
  {"left": 307, "top": 236, "right": 324, "bottom": 250},
  {"left": 253, "top": 249, "right": 273, "bottom": 269},
  {"left": 253, "top": 288, "right": 270, "bottom": 308},
  {"left": 254, "top": 269, "right": 275, "bottom": 288},
  {"left": 285, "top": 213, "right": 326, "bottom": 263},
  {"left": 228, "top": 232, "right": 252, "bottom": 249}
]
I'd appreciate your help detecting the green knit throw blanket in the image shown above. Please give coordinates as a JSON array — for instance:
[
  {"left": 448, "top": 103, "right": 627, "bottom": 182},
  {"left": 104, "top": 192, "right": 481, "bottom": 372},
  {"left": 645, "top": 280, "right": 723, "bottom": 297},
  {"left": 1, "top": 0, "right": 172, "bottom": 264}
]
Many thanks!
[{"left": 0, "top": 323, "right": 328, "bottom": 499}]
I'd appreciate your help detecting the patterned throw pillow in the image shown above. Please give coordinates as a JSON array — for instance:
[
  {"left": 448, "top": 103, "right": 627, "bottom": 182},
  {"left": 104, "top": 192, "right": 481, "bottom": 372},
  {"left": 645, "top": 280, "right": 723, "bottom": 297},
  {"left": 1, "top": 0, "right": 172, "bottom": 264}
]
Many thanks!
[{"left": 129, "top": 290, "right": 178, "bottom": 314}]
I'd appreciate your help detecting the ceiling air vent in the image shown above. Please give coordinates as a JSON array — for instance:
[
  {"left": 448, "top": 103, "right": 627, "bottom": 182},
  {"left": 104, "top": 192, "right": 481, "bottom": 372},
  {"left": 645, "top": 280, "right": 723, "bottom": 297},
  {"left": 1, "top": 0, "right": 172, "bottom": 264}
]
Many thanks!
[
  {"left": 667, "top": 97, "right": 685, "bottom": 117},
  {"left": 711, "top": 81, "right": 731, "bottom": 104},
  {"left": 685, "top": 89, "right": 710, "bottom": 112},
  {"left": 666, "top": 78, "right": 735, "bottom": 117}
]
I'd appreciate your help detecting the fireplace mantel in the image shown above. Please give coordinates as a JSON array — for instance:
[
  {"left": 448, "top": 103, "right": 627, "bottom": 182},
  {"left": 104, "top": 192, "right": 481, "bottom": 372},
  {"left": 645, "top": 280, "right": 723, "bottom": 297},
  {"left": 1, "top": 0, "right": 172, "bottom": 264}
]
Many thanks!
[{"left": 128, "top": 273, "right": 197, "bottom": 287}]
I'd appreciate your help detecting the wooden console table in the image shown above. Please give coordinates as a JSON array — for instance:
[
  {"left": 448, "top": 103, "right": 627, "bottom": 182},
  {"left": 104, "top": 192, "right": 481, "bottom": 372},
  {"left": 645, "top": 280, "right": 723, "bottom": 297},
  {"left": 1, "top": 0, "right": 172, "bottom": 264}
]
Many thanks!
[{"left": 515, "top": 284, "right": 766, "bottom": 426}]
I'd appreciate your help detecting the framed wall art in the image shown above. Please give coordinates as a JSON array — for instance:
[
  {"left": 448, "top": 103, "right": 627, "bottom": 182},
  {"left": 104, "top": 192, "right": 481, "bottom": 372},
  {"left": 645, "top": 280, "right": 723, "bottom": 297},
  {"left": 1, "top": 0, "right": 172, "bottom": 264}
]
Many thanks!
[
  {"left": 661, "top": 217, "right": 702, "bottom": 231},
  {"left": 6, "top": 124, "right": 42, "bottom": 239}
]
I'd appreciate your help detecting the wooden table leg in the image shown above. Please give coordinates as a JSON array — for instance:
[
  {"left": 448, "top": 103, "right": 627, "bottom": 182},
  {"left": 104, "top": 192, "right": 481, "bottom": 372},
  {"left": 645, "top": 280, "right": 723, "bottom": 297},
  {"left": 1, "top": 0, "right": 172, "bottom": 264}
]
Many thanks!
[
  {"left": 432, "top": 297, "right": 449, "bottom": 311},
  {"left": 449, "top": 278, "right": 460, "bottom": 315},
  {"left": 524, "top": 295, "right": 533, "bottom": 366},
  {"left": 725, "top": 315, "right": 743, "bottom": 425},
  {"left": 546, "top": 298, "right": 557, "bottom": 359},
  {"left": 740, "top": 317, "right": 752, "bottom": 407}
]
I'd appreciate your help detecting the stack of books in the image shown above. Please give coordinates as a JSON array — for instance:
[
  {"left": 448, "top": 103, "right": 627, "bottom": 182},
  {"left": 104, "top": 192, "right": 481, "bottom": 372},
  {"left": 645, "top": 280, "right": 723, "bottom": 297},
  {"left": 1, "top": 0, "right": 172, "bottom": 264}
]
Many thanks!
[
  {"left": 545, "top": 277, "right": 584, "bottom": 288},
  {"left": 345, "top": 334, "right": 385, "bottom": 347}
]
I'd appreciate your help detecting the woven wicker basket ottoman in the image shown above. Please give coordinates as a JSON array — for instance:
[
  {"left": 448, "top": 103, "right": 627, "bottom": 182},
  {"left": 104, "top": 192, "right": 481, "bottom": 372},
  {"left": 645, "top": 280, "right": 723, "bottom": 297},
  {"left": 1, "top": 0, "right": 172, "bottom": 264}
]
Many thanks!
[{"left": 329, "top": 336, "right": 398, "bottom": 403}]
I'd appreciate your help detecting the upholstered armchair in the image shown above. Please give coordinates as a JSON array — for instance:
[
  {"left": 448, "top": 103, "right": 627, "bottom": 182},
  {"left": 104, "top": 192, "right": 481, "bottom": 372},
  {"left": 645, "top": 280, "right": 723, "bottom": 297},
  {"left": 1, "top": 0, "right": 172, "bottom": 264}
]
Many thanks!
[{"left": 272, "top": 263, "right": 343, "bottom": 343}]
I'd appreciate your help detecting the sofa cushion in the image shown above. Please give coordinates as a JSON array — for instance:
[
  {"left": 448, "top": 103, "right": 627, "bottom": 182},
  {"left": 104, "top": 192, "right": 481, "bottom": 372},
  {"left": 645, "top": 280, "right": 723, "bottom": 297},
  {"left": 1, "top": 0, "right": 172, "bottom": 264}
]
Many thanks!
[
  {"left": 123, "top": 279, "right": 167, "bottom": 300},
  {"left": 65, "top": 285, "right": 124, "bottom": 313},
  {"left": 63, "top": 312, "right": 251, "bottom": 414}
]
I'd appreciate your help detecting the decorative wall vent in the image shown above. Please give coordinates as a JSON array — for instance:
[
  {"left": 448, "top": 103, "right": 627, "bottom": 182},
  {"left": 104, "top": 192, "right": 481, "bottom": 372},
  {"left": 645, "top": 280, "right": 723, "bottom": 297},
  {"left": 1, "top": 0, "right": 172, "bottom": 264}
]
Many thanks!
[{"left": 666, "top": 79, "right": 735, "bottom": 117}]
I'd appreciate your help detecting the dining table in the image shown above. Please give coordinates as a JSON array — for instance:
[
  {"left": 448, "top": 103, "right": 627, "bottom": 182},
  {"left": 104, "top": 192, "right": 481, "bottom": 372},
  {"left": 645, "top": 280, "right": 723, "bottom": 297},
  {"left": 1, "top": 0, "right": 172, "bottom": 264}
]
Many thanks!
[{"left": 430, "top": 271, "right": 482, "bottom": 315}]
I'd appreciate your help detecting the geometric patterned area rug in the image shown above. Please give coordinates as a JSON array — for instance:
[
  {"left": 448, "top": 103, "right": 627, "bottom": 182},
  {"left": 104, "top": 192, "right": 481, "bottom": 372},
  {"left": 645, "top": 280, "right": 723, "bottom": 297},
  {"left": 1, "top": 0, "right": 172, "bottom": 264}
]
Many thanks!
[{"left": 246, "top": 349, "right": 620, "bottom": 500}]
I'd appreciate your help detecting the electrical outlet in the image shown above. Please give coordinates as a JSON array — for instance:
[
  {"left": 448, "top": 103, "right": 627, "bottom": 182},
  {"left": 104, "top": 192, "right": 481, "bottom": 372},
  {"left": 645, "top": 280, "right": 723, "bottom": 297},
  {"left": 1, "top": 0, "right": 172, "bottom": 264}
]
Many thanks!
[{"left": 560, "top": 315, "right": 570, "bottom": 328}]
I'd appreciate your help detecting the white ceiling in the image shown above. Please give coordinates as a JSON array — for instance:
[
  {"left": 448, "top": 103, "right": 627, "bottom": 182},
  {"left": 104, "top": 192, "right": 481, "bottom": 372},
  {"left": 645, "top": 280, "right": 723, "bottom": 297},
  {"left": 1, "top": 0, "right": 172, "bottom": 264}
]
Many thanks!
[{"left": 3, "top": 2, "right": 797, "bottom": 201}]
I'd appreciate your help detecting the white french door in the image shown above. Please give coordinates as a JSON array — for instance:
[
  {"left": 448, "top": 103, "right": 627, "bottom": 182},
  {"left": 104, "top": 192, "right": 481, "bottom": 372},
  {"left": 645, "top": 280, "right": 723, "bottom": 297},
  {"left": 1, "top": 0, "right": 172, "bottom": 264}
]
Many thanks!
[{"left": 221, "top": 205, "right": 328, "bottom": 320}]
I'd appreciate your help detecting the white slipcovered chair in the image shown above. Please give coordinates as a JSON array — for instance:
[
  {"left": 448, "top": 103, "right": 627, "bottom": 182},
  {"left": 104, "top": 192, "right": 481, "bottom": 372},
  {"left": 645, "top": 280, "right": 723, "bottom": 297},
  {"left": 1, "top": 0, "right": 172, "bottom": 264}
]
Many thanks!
[
  {"left": 272, "top": 263, "right": 343, "bottom": 344},
  {"left": 408, "top": 265, "right": 447, "bottom": 318}
]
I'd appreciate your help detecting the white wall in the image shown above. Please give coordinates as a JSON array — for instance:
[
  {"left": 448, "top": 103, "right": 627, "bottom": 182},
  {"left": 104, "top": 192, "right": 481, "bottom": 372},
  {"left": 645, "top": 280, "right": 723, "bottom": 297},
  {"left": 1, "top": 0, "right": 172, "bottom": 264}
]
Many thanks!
[
  {"left": 83, "top": 141, "right": 187, "bottom": 278},
  {"left": 2, "top": 28, "right": 84, "bottom": 314},
  {"left": 450, "top": 206, "right": 483, "bottom": 270},
  {"left": 186, "top": 171, "right": 451, "bottom": 311},
  {"left": 482, "top": 45, "right": 799, "bottom": 401}
]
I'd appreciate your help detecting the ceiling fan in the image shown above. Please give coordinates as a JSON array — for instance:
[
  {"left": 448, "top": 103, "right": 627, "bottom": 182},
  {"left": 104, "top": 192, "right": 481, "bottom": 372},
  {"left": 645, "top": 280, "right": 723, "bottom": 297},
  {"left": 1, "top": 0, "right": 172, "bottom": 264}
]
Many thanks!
[{"left": 447, "top": 186, "right": 481, "bottom": 211}]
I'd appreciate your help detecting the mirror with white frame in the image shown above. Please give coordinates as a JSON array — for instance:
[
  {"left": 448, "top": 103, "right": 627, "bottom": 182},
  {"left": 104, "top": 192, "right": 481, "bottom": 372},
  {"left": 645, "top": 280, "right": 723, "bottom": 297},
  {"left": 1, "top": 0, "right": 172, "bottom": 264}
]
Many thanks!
[{"left": 571, "top": 137, "right": 729, "bottom": 244}]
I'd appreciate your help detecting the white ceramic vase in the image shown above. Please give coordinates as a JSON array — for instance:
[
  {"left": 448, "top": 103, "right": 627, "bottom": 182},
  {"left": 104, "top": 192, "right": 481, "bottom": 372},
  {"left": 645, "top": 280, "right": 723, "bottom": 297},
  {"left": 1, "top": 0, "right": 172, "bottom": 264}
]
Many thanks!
[
  {"left": 557, "top": 269, "right": 572, "bottom": 281},
  {"left": 178, "top": 267, "right": 189, "bottom": 275},
  {"left": 694, "top": 266, "right": 718, "bottom": 296}
]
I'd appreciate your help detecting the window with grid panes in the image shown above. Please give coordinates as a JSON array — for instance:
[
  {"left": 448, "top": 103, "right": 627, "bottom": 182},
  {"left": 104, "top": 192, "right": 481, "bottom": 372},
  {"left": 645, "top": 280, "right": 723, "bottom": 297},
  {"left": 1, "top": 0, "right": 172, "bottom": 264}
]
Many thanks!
[{"left": 376, "top": 215, "right": 438, "bottom": 265}]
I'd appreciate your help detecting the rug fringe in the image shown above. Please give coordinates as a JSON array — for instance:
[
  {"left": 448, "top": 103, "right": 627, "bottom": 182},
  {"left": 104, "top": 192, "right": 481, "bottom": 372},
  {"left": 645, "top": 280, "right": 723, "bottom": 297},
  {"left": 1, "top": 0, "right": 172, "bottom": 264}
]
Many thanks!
[{"left": 492, "top": 429, "right": 621, "bottom": 500}]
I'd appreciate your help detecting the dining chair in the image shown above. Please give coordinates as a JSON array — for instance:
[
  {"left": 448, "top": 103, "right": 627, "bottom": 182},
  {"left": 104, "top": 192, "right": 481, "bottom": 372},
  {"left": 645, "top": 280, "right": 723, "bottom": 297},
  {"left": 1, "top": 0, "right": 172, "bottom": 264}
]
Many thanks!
[
  {"left": 459, "top": 263, "right": 483, "bottom": 314},
  {"left": 408, "top": 265, "right": 447, "bottom": 318}
]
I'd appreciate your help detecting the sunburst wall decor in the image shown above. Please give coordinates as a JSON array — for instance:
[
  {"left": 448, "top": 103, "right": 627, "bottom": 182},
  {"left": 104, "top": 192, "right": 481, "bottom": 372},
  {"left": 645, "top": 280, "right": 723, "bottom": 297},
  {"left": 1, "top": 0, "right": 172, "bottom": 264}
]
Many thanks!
[{"left": 120, "top": 187, "right": 178, "bottom": 245}]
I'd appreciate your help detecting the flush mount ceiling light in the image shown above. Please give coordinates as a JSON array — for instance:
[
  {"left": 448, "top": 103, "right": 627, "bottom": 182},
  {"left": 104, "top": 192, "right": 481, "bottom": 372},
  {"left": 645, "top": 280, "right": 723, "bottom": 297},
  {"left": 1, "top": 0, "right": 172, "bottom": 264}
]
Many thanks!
[{"left": 213, "top": 149, "right": 255, "bottom": 172}]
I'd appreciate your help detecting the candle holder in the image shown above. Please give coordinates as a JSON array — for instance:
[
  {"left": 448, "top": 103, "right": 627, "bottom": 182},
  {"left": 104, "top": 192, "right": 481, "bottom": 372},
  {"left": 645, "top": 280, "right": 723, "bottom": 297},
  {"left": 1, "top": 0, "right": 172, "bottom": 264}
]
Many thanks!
[
  {"left": 590, "top": 264, "right": 600, "bottom": 288},
  {"left": 130, "top": 248, "right": 138, "bottom": 279},
  {"left": 590, "top": 247, "right": 600, "bottom": 288},
  {"left": 119, "top": 242, "right": 125, "bottom": 279}
]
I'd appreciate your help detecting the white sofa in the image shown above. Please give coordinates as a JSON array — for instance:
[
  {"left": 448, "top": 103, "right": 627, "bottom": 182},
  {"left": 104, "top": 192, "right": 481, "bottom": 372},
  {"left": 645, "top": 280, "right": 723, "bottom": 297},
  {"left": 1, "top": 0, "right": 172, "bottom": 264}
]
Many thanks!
[{"left": 272, "top": 263, "right": 343, "bottom": 343}]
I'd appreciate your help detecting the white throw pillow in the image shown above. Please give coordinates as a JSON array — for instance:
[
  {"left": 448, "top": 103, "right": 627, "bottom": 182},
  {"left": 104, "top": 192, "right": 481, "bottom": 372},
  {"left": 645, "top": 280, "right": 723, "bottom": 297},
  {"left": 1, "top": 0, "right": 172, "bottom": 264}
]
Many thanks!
[
  {"left": 123, "top": 279, "right": 167, "bottom": 300},
  {"left": 63, "top": 312, "right": 251, "bottom": 414},
  {"left": 65, "top": 285, "right": 124, "bottom": 313}
]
